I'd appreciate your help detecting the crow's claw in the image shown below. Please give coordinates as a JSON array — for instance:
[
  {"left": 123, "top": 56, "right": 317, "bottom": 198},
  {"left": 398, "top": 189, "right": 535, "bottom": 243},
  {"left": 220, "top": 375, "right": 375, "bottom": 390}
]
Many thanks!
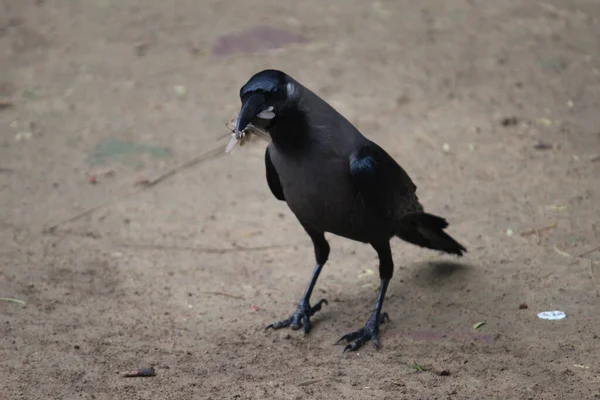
[
  {"left": 265, "top": 299, "right": 328, "bottom": 335},
  {"left": 337, "top": 312, "right": 389, "bottom": 352}
]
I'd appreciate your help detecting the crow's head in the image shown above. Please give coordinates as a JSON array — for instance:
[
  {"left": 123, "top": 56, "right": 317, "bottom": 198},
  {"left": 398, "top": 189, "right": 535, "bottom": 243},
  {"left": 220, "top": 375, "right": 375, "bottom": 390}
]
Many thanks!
[{"left": 235, "top": 69, "right": 299, "bottom": 135}]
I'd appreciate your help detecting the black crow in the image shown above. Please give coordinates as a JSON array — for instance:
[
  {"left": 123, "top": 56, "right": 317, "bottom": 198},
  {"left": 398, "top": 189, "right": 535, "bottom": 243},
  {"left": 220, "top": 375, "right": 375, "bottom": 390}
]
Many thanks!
[{"left": 231, "top": 69, "right": 466, "bottom": 352}]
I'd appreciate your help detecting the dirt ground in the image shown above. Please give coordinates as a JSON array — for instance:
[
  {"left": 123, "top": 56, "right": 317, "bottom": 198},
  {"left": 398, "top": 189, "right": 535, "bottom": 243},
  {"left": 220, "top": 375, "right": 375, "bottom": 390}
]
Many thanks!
[{"left": 1, "top": 0, "right": 600, "bottom": 399}]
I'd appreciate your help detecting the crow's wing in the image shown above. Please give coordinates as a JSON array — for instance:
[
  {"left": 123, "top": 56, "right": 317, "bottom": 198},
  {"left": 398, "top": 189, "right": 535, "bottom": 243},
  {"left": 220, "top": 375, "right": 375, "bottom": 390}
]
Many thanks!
[
  {"left": 349, "top": 143, "right": 418, "bottom": 218},
  {"left": 265, "top": 146, "right": 285, "bottom": 201}
]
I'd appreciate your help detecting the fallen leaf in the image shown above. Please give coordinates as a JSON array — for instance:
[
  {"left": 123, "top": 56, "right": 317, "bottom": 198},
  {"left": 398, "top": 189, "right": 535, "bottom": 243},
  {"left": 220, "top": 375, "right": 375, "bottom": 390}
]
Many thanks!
[{"left": 473, "top": 321, "right": 486, "bottom": 329}]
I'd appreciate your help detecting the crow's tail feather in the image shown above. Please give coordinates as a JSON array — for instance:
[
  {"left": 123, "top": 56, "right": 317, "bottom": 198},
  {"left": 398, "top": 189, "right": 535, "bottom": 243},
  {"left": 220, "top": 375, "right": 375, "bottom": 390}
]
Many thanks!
[{"left": 394, "top": 212, "right": 466, "bottom": 256}]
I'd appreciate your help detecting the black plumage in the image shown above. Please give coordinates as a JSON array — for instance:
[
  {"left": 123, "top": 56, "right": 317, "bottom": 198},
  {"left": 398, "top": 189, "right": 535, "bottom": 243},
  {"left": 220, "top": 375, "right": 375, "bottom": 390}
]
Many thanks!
[{"left": 233, "top": 69, "right": 466, "bottom": 352}]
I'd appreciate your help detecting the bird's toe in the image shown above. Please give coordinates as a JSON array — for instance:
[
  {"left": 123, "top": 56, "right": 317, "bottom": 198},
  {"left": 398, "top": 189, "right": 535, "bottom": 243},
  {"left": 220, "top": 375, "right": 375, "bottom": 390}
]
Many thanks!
[
  {"left": 265, "top": 316, "right": 293, "bottom": 330},
  {"left": 311, "top": 299, "right": 328, "bottom": 313},
  {"left": 264, "top": 299, "right": 327, "bottom": 335},
  {"left": 371, "top": 331, "right": 381, "bottom": 349},
  {"left": 337, "top": 313, "right": 388, "bottom": 352},
  {"left": 336, "top": 329, "right": 363, "bottom": 345},
  {"left": 380, "top": 312, "right": 390, "bottom": 324},
  {"left": 302, "top": 317, "right": 312, "bottom": 335}
]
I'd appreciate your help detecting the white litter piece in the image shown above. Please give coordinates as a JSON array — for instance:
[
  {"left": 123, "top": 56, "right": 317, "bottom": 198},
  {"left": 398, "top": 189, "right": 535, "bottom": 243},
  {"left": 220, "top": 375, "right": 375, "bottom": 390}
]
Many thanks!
[{"left": 537, "top": 311, "right": 566, "bottom": 320}]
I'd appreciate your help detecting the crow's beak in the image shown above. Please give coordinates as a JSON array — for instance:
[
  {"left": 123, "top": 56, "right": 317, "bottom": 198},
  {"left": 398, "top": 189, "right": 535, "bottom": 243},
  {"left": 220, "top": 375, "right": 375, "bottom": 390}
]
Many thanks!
[{"left": 235, "top": 92, "right": 267, "bottom": 136}]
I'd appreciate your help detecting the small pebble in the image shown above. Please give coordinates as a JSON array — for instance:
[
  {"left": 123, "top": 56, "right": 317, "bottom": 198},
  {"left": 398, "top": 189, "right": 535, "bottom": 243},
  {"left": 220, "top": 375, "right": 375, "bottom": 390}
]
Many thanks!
[
  {"left": 534, "top": 142, "right": 553, "bottom": 150},
  {"left": 134, "top": 42, "right": 148, "bottom": 57},
  {"left": 174, "top": 85, "right": 187, "bottom": 97},
  {"left": 501, "top": 116, "right": 519, "bottom": 127}
]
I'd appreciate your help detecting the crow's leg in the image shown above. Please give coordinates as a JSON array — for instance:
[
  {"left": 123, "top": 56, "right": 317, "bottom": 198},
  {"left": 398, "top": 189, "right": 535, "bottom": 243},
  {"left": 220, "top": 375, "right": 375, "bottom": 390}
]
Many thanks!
[
  {"left": 337, "top": 241, "right": 393, "bottom": 352},
  {"left": 266, "top": 227, "right": 329, "bottom": 335}
]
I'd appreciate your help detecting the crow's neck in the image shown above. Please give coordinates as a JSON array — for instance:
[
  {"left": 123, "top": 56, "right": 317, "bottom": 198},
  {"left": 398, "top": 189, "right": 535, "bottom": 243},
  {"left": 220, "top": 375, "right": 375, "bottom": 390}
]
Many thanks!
[{"left": 268, "top": 108, "right": 311, "bottom": 153}]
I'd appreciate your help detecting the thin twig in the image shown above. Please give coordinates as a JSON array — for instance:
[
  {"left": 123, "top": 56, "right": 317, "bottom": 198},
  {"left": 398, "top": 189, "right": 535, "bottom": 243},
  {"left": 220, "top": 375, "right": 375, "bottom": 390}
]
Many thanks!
[
  {"left": 520, "top": 223, "right": 557, "bottom": 237},
  {"left": 139, "top": 145, "right": 225, "bottom": 189},
  {"left": 204, "top": 291, "right": 245, "bottom": 300},
  {"left": 43, "top": 201, "right": 117, "bottom": 233},
  {"left": 297, "top": 379, "right": 323, "bottom": 387},
  {"left": 568, "top": 245, "right": 600, "bottom": 265},
  {"left": 577, "top": 244, "right": 600, "bottom": 258},
  {"left": 553, "top": 245, "right": 571, "bottom": 258},
  {"left": 43, "top": 144, "right": 226, "bottom": 233},
  {"left": 0, "top": 297, "right": 26, "bottom": 305}
]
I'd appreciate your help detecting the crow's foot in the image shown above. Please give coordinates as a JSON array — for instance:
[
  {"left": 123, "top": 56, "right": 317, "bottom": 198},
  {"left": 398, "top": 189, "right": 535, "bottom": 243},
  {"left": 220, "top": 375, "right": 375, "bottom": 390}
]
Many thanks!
[
  {"left": 337, "top": 312, "right": 389, "bottom": 352},
  {"left": 265, "top": 299, "right": 328, "bottom": 335}
]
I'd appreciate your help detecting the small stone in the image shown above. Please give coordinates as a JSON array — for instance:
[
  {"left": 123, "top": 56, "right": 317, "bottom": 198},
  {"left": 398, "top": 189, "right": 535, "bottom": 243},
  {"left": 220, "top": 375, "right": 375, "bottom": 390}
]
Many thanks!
[
  {"left": 174, "top": 85, "right": 187, "bottom": 97},
  {"left": 534, "top": 142, "right": 552, "bottom": 150},
  {"left": 432, "top": 363, "right": 450, "bottom": 376},
  {"left": 519, "top": 303, "right": 528, "bottom": 309},
  {"left": 134, "top": 42, "right": 148, "bottom": 57},
  {"left": 501, "top": 116, "right": 519, "bottom": 127}
]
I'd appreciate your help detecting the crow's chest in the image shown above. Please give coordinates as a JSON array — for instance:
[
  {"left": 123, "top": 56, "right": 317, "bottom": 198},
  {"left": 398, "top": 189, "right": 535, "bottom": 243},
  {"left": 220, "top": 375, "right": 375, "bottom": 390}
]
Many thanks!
[{"left": 270, "top": 150, "right": 358, "bottom": 230}]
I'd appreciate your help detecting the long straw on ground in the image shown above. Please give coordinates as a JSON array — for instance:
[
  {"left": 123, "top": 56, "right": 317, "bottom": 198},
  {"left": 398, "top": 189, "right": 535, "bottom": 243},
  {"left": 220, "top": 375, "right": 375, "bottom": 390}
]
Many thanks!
[{"left": 44, "top": 142, "right": 227, "bottom": 233}]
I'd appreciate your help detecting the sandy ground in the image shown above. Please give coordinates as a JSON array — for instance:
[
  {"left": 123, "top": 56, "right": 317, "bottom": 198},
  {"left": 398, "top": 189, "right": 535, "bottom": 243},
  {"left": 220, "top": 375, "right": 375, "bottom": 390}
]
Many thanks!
[{"left": 1, "top": 0, "right": 600, "bottom": 399}]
